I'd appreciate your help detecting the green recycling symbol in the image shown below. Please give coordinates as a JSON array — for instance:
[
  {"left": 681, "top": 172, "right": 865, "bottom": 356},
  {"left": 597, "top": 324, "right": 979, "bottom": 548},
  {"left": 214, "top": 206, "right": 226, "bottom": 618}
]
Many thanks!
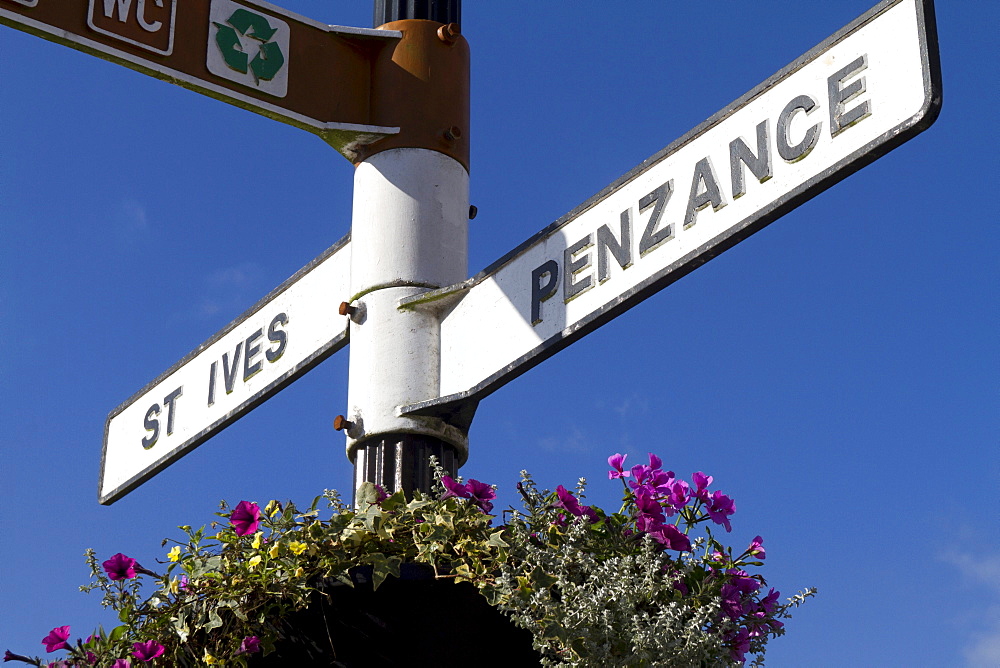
[{"left": 214, "top": 9, "right": 284, "bottom": 83}]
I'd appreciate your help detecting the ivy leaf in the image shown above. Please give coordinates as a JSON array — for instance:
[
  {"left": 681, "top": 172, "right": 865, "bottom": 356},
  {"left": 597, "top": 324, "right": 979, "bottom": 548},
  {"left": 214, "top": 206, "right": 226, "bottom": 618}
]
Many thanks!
[
  {"left": 487, "top": 530, "right": 509, "bottom": 548},
  {"left": 205, "top": 608, "right": 223, "bottom": 632},
  {"left": 531, "top": 566, "right": 557, "bottom": 589},
  {"left": 370, "top": 554, "right": 401, "bottom": 590},
  {"left": 356, "top": 482, "right": 382, "bottom": 508},
  {"left": 172, "top": 615, "right": 190, "bottom": 643}
]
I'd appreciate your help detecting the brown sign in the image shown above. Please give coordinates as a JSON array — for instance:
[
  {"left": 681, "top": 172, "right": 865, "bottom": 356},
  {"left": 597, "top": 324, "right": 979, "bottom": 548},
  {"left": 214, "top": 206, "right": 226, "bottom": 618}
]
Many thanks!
[{"left": 0, "top": 0, "right": 400, "bottom": 159}]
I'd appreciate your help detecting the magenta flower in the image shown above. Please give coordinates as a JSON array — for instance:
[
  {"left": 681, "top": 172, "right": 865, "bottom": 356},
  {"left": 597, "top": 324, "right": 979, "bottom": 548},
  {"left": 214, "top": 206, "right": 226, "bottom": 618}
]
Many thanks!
[
  {"left": 706, "top": 490, "right": 736, "bottom": 532},
  {"left": 236, "top": 636, "right": 262, "bottom": 655},
  {"left": 747, "top": 535, "right": 766, "bottom": 560},
  {"left": 440, "top": 476, "right": 470, "bottom": 500},
  {"left": 553, "top": 485, "right": 598, "bottom": 523},
  {"left": 607, "top": 453, "right": 630, "bottom": 479},
  {"left": 651, "top": 524, "right": 691, "bottom": 552},
  {"left": 720, "top": 583, "right": 747, "bottom": 620},
  {"left": 131, "top": 641, "right": 164, "bottom": 662},
  {"left": 465, "top": 479, "right": 496, "bottom": 514},
  {"left": 692, "top": 471, "right": 713, "bottom": 500},
  {"left": 111, "top": 660, "right": 131, "bottom": 668},
  {"left": 629, "top": 462, "right": 675, "bottom": 497},
  {"left": 41, "top": 626, "right": 71, "bottom": 653},
  {"left": 230, "top": 500, "right": 261, "bottom": 536},
  {"left": 726, "top": 626, "right": 751, "bottom": 664},
  {"left": 103, "top": 553, "right": 138, "bottom": 581},
  {"left": 664, "top": 479, "right": 691, "bottom": 512},
  {"left": 634, "top": 490, "right": 665, "bottom": 532},
  {"left": 179, "top": 575, "right": 189, "bottom": 591},
  {"left": 758, "top": 588, "right": 780, "bottom": 615}
]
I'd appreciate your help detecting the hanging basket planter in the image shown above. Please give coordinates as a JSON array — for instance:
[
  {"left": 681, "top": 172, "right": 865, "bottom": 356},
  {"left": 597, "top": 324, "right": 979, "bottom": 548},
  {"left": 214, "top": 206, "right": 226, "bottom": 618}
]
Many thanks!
[{"left": 250, "top": 565, "right": 540, "bottom": 667}]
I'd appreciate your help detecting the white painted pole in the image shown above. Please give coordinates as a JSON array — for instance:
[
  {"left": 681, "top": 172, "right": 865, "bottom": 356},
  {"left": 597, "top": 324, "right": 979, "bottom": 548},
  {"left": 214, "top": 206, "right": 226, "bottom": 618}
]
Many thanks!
[{"left": 345, "top": 147, "right": 469, "bottom": 498}]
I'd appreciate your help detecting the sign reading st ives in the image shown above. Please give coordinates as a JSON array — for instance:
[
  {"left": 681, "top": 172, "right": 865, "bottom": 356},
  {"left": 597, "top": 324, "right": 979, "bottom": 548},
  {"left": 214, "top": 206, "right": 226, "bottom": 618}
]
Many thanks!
[{"left": 98, "top": 239, "right": 352, "bottom": 505}]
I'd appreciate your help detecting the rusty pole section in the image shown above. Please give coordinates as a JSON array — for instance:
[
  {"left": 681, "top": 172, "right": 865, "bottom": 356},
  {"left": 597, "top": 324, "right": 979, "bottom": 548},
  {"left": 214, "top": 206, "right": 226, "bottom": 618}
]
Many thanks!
[{"left": 342, "top": 1, "right": 469, "bottom": 502}]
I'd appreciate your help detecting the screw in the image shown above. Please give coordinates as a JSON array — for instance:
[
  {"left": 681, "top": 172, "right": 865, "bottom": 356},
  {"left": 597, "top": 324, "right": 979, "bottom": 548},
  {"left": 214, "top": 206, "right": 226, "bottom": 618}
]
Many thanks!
[
  {"left": 333, "top": 415, "right": 354, "bottom": 432},
  {"left": 338, "top": 301, "right": 355, "bottom": 316},
  {"left": 469, "top": 205, "right": 478, "bottom": 220},
  {"left": 437, "top": 22, "right": 460, "bottom": 44},
  {"left": 443, "top": 126, "right": 462, "bottom": 141}
]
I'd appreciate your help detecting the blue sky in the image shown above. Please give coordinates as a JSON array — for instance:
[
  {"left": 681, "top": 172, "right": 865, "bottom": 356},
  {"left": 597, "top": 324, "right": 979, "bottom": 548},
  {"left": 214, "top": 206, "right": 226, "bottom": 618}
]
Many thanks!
[{"left": 1, "top": 1, "right": 997, "bottom": 665}]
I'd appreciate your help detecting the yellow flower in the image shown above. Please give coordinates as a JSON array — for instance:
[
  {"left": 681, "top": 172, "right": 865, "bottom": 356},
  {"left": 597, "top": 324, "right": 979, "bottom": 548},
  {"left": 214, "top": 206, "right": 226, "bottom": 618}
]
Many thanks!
[
  {"left": 167, "top": 545, "right": 181, "bottom": 562},
  {"left": 203, "top": 650, "right": 217, "bottom": 664},
  {"left": 269, "top": 543, "right": 280, "bottom": 559},
  {"left": 294, "top": 566, "right": 305, "bottom": 579},
  {"left": 168, "top": 578, "right": 179, "bottom": 594},
  {"left": 288, "top": 541, "right": 307, "bottom": 556},
  {"left": 247, "top": 555, "right": 262, "bottom": 570},
  {"left": 265, "top": 499, "right": 282, "bottom": 518},
  {"left": 251, "top": 532, "right": 263, "bottom": 549}
]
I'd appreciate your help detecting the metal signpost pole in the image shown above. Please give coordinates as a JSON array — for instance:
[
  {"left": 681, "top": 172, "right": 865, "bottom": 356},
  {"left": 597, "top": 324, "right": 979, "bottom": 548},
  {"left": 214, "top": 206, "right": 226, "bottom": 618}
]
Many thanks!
[{"left": 341, "top": 0, "right": 469, "bottom": 500}]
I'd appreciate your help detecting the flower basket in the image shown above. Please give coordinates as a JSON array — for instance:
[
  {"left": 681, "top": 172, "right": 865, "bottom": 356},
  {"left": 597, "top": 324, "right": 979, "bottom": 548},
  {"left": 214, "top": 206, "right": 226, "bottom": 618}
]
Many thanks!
[{"left": 249, "top": 564, "right": 540, "bottom": 667}]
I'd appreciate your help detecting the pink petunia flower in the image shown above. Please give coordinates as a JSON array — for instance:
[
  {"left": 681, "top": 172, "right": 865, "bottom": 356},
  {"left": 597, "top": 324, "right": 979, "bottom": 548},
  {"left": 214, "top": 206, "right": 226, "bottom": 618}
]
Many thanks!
[
  {"left": 236, "top": 636, "right": 261, "bottom": 655},
  {"left": 41, "top": 626, "right": 71, "bottom": 653},
  {"left": 229, "top": 501, "right": 261, "bottom": 536},
  {"left": 102, "top": 553, "right": 138, "bottom": 581},
  {"left": 131, "top": 641, "right": 164, "bottom": 663}
]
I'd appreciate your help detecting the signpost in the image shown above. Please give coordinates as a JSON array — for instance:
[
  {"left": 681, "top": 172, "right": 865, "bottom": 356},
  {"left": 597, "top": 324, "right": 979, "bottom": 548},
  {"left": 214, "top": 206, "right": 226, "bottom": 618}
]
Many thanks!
[
  {"left": 0, "top": 0, "right": 402, "bottom": 158},
  {"left": 2, "top": 0, "right": 940, "bottom": 503}
]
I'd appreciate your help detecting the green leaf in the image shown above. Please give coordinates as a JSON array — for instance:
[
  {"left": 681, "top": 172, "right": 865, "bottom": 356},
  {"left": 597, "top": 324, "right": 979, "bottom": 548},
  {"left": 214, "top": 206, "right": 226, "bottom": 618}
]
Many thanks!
[
  {"left": 356, "top": 482, "right": 382, "bottom": 508},
  {"left": 172, "top": 615, "right": 190, "bottom": 643},
  {"left": 109, "top": 625, "right": 128, "bottom": 642},
  {"left": 530, "top": 566, "right": 557, "bottom": 589},
  {"left": 370, "top": 554, "right": 401, "bottom": 590},
  {"left": 205, "top": 608, "right": 223, "bottom": 632},
  {"left": 487, "top": 530, "right": 509, "bottom": 548}
]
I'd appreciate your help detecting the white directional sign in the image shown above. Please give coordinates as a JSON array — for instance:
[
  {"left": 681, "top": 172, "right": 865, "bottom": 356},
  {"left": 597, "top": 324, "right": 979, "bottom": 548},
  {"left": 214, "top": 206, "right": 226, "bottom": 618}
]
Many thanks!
[
  {"left": 402, "top": 0, "right": 941, "bottom": 420},
  {"left": 99, "top": 236, "right": 351, "bottom": 504}
]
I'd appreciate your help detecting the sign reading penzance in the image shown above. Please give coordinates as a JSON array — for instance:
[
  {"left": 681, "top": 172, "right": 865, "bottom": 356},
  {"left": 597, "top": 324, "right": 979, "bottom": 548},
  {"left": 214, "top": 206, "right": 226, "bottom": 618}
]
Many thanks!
[{"left": 402, "top": 0, "right": 940, "bottom": 420}]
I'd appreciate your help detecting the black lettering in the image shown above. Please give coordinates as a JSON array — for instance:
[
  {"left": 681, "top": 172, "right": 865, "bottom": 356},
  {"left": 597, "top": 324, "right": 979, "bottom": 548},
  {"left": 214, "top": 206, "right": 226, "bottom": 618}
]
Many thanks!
[
  {"left": 563, "top": 233, "right": 594, "bottom": 302},
  {"left": 530, "top": 260, "right": 559, "bottom": 326},
  {"left": 684, "top": 157, "right": 727, "bottom": 229},
  {"left": 163, "top": 386, "right": 183, "bottom": 436},
  {"left": 142, "top": 403, "right": 160, "bottom": 450},
  {"left": 207, "top": 361, "right": 217, "bottom": 407},
  {"left": 639, "top": 181, "right": 674, "bottom": 256},
  {"left": 222, "top": 342, "right": 242, "bottom": 394},
  {"left": 828, "top": 54, "right": 871, "bottom": 136},
  {"left": 730, "top": 120, "right": 772, "bottom": 199},
  {"left": 266, "top": 313, "right": 288, "bottom": 362},
  {"left": 597, "top": 210, "right": 632, "bottom": 283},
  {"left": 243, "top": 328, "right": 263, "bottom": 381},
  {"left": 777, "top": 94, "right": 821, "bottom": 163}
]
